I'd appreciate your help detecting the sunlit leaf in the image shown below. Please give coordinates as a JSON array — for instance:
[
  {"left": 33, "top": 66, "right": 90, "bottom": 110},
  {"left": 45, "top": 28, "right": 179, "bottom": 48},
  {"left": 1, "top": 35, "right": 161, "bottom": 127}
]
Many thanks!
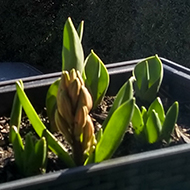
[
  {"left": 62, "top": 17, "right": 84, "bottom": 73},
  {"left": 46, "top": 78, "right": 60, "bottom": 132},
  {"left": 132, "top": 104, "right": 144, "bottom": 135},
  {"left": 84, "top": 50, "right": 109, "bottom": 109},
  {"left": 95, "top": 98, "right": 135, "bottom": 162},
  {"left": 161, "top": 101, "right": 179, "bottom": 142},
  {"left": 147, "top": 97, "right": 165, "bottom": 124},
  {"left": 9, "top": 82, "right": 23, "bottom": 143},
  {"left": 16, "top": 80, "right": 75, "bottom": 167},
  {"left": 12, "top": 126, "right": 24, "bottom": 173},
  {"left": 77, "top": 20, "right": 84, "bottom": 42},
  {"left": 133, "top": 55, "right": 163, "bottom": 104},
  {"left": 102, "top": 78, "right": 133, "bottom": 129},
  {"left": 145, "top": 110, "right": 162, "bottom": 143}
]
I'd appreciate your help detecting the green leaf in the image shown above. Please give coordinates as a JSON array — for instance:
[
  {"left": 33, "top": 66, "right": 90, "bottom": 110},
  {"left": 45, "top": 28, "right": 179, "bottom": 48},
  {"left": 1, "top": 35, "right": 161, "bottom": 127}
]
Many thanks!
[
  {"left": 131, "top": 104, "right": 144, "bottom": 135},
  {"left": 142, "top": 80, "right": 162, "bottom": 105},
  {"left": 147, "top": 97, "right": 165, "bottom": 125},
  {"left": 77, "top": 20, "right": 84, "bottom": 42},
  {"left": 23, "top": 133, "right": 35, "bottom": 169},
  {"left": 9, "top": 83, "right": 23, "bottom": 143},
  {"left": 16, "top": 80, "right": 76, "bottom": 167},
  {"left": 161, "top": 101, "right": 179, "bottom": 142},
  {"left": 95, "top": 98, "right": 135, "bottom": 163},
  {"left": 133, "top": 60, "right": 149, "bottom": 95},
  {"left": 34, "top": 137, "right": 47, "bottom": 173},
  {"left": 133, "top": 55, "right": 163, "bottom": 104},
  {"left": 102, "top": 78, "right": 133, "bottom": 129},
  {"left": 42, "top": 129, "right": 75, "bottom": 167},
  {"left": 62, "top": 17, "right": 84, "bottom": 73},
  {"left": 96, "top": 128, "right": 103, "bottom": 143},
  {"left": 145, "top": 110, "right": 162, "bottom": 143},
  {"left": 141, "top": 106, "right": 148, "bottom": 123},
  {"left": 16, "top": 81, "right": 46, "bottom": 137},
  {"left": 46, "top": 78, "right": 60, "bottom": 132},
  {"left": 84, "top": 151, "right": 95, "bottom": 165},
  {"left": 147, "top": 55, "right": 163, "bottom": 88},
  {"left": 84, "top": 50, "right": 109, "bottom": 109},
  {"left": 12, "top": 126, "right": 24, "bottom": 173}
]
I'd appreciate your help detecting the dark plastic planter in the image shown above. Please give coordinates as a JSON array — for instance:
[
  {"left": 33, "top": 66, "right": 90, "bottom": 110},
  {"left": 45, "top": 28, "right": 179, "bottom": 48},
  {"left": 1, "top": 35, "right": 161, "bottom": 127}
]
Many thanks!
[{"left": 0, "top": 58, "right": 190, "bottom": 190}]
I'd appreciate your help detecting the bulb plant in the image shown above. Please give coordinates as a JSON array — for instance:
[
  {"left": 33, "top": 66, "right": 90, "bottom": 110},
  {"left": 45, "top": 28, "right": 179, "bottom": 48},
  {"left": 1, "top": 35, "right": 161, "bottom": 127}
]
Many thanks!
[
  {"left": 130, "top": 55, "right": 179, "bottom": 144},
  {"left": 9, "top": 89, "right": 47, "bottom": 177},
  {"left": 55, "top": 69, "right": 96, "bottom": 165},
  {"left": 131, "top": 97, "right": 179, "bottom": 144},
  {"left": 10, "top": 17, "right": 135, "bottom": 170},
  {"left": 131, "top": 55, "right": 163, "bottom": 107},
  {"left": 11, "top": 127, "right": 47, "bottom": 177},
  {"left": 9, "top": 17, "right": 179, "bottom": 177}
]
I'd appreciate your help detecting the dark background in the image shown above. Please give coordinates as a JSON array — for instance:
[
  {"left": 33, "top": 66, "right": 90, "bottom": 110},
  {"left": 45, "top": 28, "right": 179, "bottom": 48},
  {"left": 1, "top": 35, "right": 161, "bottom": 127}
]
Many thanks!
[{"left": 0, "top": 0, "right": 190, "bottom": 73}]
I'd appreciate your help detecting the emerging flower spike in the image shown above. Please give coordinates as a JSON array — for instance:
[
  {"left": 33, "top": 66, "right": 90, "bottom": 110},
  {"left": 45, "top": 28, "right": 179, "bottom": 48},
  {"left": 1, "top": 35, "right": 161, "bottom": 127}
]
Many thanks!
[{"left": 55, "top": 69, "right": 96, "bottom": 165}]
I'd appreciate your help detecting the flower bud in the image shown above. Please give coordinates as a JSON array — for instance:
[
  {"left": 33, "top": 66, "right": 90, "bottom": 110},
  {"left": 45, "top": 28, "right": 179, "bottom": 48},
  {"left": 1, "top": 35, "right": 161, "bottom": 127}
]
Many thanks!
[
  {"left": 59, "top": 71, "right": 70, "bottom": 91},
  {"left": 68, "top": 78, "right": 81, "bottom": 109},
  {"left": 82, "top": 115, "right": 95, "bottom": 153},
  {"left": 57, "top": 89, "right": 74, "bottom": 125},
  {"left": 69, "top": 68, "right": 77, "bottom": 83},
  {"left": 78, "top": 85, "right": 93, "bottom": 112},
  {"left": 74, "top": 106, "right": 88, "bottom": 140},
  {"left": 55, "top": 110, "right": 73, "bottom": 145},
  {"left": 55, "top": 68, "right": 96, "bottom": 164},
  {"left": 76, "top": 70, "right": 85, "bottom": 86}
]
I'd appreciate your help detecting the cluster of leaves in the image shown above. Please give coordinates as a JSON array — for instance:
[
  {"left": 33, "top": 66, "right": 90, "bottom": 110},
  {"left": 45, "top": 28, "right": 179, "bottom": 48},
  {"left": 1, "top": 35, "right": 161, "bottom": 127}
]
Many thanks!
[
  {"left": 9, "top": 18, "right": 135, "bottom": 176},
  {"left": 9, "top": 18, "right": 179, "bottom": 177},
  {"left": 130, "top": 55, "right": 179, "bottom": 144}
]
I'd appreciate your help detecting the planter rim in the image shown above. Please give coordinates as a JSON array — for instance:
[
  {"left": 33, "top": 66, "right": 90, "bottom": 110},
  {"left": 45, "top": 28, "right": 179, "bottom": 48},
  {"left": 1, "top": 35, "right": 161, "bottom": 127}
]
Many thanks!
[
  {"left": 1, "top": 57, "right": 190, "bottom": 189},
  {"left": 0, "top": 57, "right": 189, "bottom": 93},
  {"left": 1, "top": 142, "right": 190, "bottom": 190}
]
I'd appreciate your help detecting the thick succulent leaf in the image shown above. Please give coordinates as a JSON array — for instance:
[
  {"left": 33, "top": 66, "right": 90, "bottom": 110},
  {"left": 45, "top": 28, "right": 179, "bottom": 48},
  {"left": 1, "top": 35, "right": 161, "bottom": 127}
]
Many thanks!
[
  {"left": 9, "top": 83, "right": 23, "bottom": 143},
  {"left": 77, "top": 20, "right": 84, "bottom": 42},
  {"left": 84, "top": 151, "right": 95, "bottom": 165},
  {"left": 147, "top": 54, "right": 163, "bottom": 88},
  {"left": 62, "top": 17, "right": 84, "bottom": 73},
  {"left": 96, "top": 128, "right": 103, "bottom": 143},
  {"left": 141, "top": 106, "right": 148, "bottom": 123},
  {"left": 140, "top": 61, "right": 149, "bottom": 95},
  {"left": 141, "top": 80, "right": 162, "bottom": 104},
  {"left": 16, "top": 80, "right": 75, "bottom": 167},
  {"left": 84, "top": 50, "right": 109, "bottom": 109},
  {"left": 16, "top": 81, "right": 46, "bottom": 137},
  {"left": 133, "top": 55, "right": 163, "bottom": 104},
  {"left": 132, "top": 104, "right": 144, "bottom": 135},
  {"left": 34, "top": 137, "right": 47, "bottom": 172},
  {"left": 46, "top": 78, "right": 60, "bottom": 132},
  {"left": 147, "top": 97, "right": 165, "bottom": 125},
  {"left": 161, "top": 101, "right": 179, "bottom": 143},
  {"left": 145, "top": 110, "right": 162, "bottom": 143},
  {"left": 23, "top": 133, "right": 35, "bottom": 168},
  {"left": 133, "top": 59, "right": 149, "bottom": 92},
  {"left": 12, "top": 126, "right": 24, "bottom": 173},
  {"left": 42, "top": 129, "right": 75, "bottom": 167},
  {"left": 95, "top": 98, "right": 135, "bottom": 163},
  {"left": 102, "top": 78, "right": 133, "bottom": 129}
]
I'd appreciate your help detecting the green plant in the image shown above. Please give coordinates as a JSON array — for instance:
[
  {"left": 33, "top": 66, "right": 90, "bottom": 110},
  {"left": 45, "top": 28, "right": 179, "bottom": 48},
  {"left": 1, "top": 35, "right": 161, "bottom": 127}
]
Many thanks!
[
  {"left": 9, "top": 87, "right": 47, "bottom": 177},
  {"left": 11, "top": 127, "right": 47, "bottom": 177},
  {"left": 131, "top": 97, "right": 179, "bottom": 144},
  {"left": 131, "top": 55, "right": 163, "bottom": 107},
  {"left": 46, "top": 18, "right": 109, "bottom": 133},
  {"left": 10, "top": 17, "right": 135, "bottom": 168},
  {"left": 130, "top": 56, "right": 179, "bottom": 144}
]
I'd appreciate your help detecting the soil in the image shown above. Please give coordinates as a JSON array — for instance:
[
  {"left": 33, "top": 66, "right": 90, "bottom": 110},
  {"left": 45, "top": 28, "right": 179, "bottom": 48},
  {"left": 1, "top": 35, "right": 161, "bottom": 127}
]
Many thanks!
[{"left": 0, "top": 94, "right": 190, "bottom": 183}]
